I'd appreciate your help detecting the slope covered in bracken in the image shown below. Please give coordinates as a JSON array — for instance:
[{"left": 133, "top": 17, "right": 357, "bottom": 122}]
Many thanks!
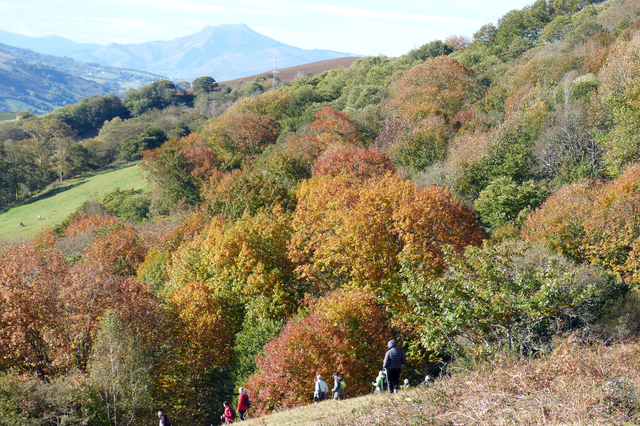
[{"left": 242, "top": 340, "right": 640, "bottom": 425}]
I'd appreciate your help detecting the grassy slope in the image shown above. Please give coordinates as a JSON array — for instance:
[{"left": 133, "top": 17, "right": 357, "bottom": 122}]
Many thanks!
[
  {"left": 244, "top": 341, "right": 640, "bottom": 426},
  {"left": 0, "top": 163, "right": 146, "bottom": 238}
]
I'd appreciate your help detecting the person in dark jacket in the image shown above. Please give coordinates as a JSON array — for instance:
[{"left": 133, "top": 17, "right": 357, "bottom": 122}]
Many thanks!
[
  {"left": 157, "top": 410, "right": 170, "bottom": 426},
  {"left": 383, "top": 340, "right": 406, "bottom": 393},
  {"left": 331, "top": 372, "right": 345, "bottom": 400}
]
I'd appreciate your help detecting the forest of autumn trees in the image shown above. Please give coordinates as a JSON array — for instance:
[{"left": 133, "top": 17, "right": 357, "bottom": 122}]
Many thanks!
[{"left": 3, "top": 0, "right": 640, "bottom": 424}]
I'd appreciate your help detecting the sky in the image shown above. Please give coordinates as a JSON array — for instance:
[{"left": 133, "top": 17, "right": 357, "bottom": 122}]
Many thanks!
[{"left": 0, "top": 0, "right": 535, "bottom": 56}]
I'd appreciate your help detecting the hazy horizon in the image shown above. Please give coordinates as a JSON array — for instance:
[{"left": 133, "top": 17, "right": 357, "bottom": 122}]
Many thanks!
[{"left": 1, "top": 0, "right": 534, "bottom": 57}]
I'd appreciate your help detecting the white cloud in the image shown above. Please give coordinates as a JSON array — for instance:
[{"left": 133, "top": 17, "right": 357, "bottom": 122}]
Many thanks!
[
  {"left": 247, "top": 0, "right": 479, "bottom": 24},
  {"left": 104, "top": 0, "right": 272, "bottom": 16}
]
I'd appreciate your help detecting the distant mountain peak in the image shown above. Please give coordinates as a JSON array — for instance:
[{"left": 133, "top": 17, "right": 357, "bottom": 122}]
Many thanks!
[
  {"left": 0, "top": 26, "right": 356, "bottom": 80},
  {"left": 200, "top": 23, "right": 251, "bottom": 30},
  {"left": 196, "top": 23, "right": 260, "bottom": 37}
]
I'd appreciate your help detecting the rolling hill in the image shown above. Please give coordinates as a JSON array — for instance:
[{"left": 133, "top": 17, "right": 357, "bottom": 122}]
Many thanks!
[
  {"left": 217, "top": 56, "right": 361, "bottom": 87},
  {"left": 0, "top": 52, "right": 108, "bottom": 113},
  {"left": 0, "top": 43, "right": 167, "bottom": 113},
  {"left": 0, "top": 43, "right": 165, "bottom": 92}
]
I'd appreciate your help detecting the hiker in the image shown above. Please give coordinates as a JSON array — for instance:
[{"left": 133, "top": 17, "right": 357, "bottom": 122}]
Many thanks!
[
  {"left": 401, "top": 378, "right": 411, "bottom": 390},
  {"left": 237, "top": 387, "right": 250, "bottom": 420},
  {"left": 382, "top": 340, "right": 406, "bottom": 393},
  {"left": 420, "top": 374, "right": 434, "bottom": 388},
  {"left": 157, "top": 410, "right": 170, "bottom": 426},
  {"left": 314, "top": 375, "right": 329, "bottom": 403},
  {"left": 332, "top": 372, "right": 345, "bottom": 400},
  {"left": 372, "top": 370, "right": 386, "bottom": 393},
  {"left": 221, "top": 401, "right": 235, "bottom": 424}
]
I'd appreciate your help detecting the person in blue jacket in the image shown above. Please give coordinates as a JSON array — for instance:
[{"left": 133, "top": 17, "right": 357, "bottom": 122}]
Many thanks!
[{"left": 382, "top": 340, "right": 406, "bottom": 393}]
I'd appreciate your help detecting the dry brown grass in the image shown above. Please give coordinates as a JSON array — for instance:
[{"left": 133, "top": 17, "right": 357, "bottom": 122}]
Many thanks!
[{"left": 243, "top": 339, "right": 640, "bottom": 426}]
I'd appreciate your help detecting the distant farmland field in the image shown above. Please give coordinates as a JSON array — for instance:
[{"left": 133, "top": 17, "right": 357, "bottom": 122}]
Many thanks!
[
  {"left": 0, "top": 163, "right": 147, "bottom": 238},
  {"left": 0, "top": 112, "right": 16, "bottom": 120}
]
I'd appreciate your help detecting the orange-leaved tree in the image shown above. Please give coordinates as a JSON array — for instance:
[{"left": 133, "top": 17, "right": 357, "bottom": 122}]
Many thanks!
[
  {"left": 386, "top": 55, "right": 476, "bottom": 123},
  {"left": 0, "top": 242, "right": 71, "bottom": 379},
  {"left": 312, "top": 147, "right": 395, "bottom": 179},
  {"left": 246, "top": 288, "right": 392, "bottom": 415},
  {"left": 523, "top": 163, "right": 640, "bottom": 286},
  {"left": 521, "top": 180, "right": 601, "bottom": 262},
  {"left": 378, "top": 56, "right": 475, "bottom": 173},
  {"left": 65, "top": 264, "right": 162, "bottom": 372},
  {"left": 582, "top": 164, "right": 640, "bottom": 286},
  {"left": 285, "top": 106, "right": 363, "bottom": 161},
  {"left": 289, "top": 173, "right": 486, "bottom": 293},
  {"left": 155, "top": 205, "right": 301, "bottom": 423},
  {"left": 63, "top": 217, "right": 158, "bottom": 372},
  {"left": 82, "top": 222, "right": 148, "bottom": 277}
]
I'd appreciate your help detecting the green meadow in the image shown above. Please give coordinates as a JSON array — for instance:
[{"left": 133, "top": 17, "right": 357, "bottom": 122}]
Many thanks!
[
  {"left": 0, "top": 163, "right": 146, "bottom": 238},
  {"left": 0, "top": 112, "right": 17, "bottom": 120}
]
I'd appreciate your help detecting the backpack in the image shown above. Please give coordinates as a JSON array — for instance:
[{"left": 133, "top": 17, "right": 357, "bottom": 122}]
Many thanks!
[
  {"left": 340, "top": 379, "right": 347, "bottom": 390},
  {"left": 241, "top": 393, "right": 250, "bottom": 408}
]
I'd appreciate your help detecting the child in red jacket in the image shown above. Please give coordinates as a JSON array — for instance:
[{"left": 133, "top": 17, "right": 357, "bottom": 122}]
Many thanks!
[{"left": 221, "top": 401, "right": 235, "bottom": 424}]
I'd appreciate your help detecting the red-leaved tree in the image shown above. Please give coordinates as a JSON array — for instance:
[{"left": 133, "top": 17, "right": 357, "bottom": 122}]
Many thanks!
[{"left": 246, "top": 289, "right": 393, "bottom": 415}]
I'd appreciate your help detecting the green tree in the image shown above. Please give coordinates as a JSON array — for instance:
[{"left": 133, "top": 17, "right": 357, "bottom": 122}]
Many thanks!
[
  {"left": 101, "top": 188, "right": 150, "bottom": 223},
  {"left": 402, "top": 242, "right": 613, "bottom": 356},
  {"left": 44, "top": 119, "right": 76, "bottom": 181},
  {"left": 143, "top": 127, "right": 168, "bottom": 149},
  {"left": 203, "top": 169, "right": 296, "bottom": 220},
  {"left": 50, "top": 94, "right": 129, "bottom": 133},
  {"left": 118, "top": 127, "right": 167, "bottom": 162},
  {"left": 140, "top": 139, "right": 202, "bottom": 205},
  {"left": 474, "top": 177, "right": 549, "bottom": 230},
  {"left": 192, "top": 76, "right": 218, "bottom": 93},
  {"left": 86, "top": 312, "right": 153, "bottom": 426},
  {"left": 229, "top": 316, "right": 283, "bottom": 392},
  {"left": 124, "top": 80, "right": 177, "bottom": 117},
  {"left": 407, "top": 40, "right": 453, "bottom": 62},
  {"left": 119, "top": 134, "right": 150, "bottom": 162},
  {"left": 0, "top": 372, "right": 30, "bottom": 426},
  {"left": 67, "top": 142, "right": 97, "bottom": 176}
]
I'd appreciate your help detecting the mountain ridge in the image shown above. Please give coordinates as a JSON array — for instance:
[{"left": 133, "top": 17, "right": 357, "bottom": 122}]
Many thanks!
[{"left": 0, "top": 25, "right": 357, "bottom": 81}]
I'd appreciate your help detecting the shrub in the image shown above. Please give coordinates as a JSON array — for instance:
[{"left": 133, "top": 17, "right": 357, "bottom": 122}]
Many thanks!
[{"left": 474, "top": 177, "right": 549, "bottom": 231}]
